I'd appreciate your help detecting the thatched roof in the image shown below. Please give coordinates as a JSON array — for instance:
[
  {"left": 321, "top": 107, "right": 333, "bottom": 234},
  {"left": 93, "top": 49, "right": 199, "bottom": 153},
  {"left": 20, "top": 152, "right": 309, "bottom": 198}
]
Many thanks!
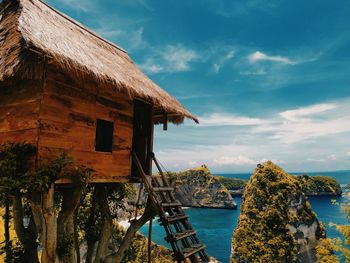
[{"left": 0, "top": 0, "right": 198, "bottom": 124}]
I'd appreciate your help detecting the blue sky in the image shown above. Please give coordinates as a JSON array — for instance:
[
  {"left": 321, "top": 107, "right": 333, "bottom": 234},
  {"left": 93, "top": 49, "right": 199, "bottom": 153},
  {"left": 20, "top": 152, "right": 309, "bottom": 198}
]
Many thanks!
[{"left": 46, "top": 0, "right": 350, "bottom": 173}]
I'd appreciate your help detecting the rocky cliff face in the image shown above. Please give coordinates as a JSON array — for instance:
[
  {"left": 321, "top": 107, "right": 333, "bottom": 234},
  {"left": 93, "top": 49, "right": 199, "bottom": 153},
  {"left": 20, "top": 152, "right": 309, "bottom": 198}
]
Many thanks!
[
  {"left": 169, "top": 165, "right": 237, "bottom": 209},
  {"left": 231, "top": 161, "right": 325, "bottom": 263}
]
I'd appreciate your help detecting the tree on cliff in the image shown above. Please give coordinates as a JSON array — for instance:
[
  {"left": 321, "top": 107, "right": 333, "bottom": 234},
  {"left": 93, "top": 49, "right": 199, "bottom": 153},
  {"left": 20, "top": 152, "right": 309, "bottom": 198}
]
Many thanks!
[{"left": 231, "top": 161, "right": 325, "bottom": 263}]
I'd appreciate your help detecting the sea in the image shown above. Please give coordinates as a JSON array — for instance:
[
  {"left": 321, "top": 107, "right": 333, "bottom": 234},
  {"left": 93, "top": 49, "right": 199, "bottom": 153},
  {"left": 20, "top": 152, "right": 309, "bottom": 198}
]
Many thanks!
[{"left": 140, "top": 171, "right": 350, "bottom": 263}]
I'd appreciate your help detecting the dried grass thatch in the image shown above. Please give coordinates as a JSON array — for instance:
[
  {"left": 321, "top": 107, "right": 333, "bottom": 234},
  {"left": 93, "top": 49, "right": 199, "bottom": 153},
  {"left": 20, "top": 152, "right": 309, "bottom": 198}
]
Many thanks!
[{"left": 0, "top": 0, "right": 198, "bottom": 124}]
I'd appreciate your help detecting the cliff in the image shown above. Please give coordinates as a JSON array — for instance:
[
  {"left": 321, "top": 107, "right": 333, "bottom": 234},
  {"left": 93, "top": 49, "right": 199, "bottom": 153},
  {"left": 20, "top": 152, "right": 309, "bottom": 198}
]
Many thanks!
[
  {"left": 215, "top": 176, "right": 246, "bottom": 196},
  {"left": 218, "top": 174, "right": 341, "bottom": 197},
  {"left": 296, "top": 174, "right": 342, "bottom": 196},
  {"left": 231, "top": 161, "right": 326, "bottom": 263},
  {"left": 168, "top": 165, "right": 237, "bottom": 209}
]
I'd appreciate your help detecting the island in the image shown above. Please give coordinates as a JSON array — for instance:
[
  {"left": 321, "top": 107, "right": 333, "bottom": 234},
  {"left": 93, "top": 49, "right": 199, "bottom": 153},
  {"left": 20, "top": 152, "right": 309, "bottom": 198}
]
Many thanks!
[
  {"left": 216, "top": 173, "right": 342, "bottom": 197},
  {"left": 231, "top": 161, "right": 326, "bottom": 263},
  {"left": 167, "top": 165, "right": 237, "bottom": 209}
]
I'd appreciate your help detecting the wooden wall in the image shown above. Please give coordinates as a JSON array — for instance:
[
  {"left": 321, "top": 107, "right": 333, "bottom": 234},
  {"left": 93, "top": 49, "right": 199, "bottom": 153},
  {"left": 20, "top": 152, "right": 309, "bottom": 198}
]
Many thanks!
[
  {"left": 0, "top": 80, "right": 41, "bottom": 146},
  {"left": 38, "top": 66, "right": 134, "bottom": 183}
]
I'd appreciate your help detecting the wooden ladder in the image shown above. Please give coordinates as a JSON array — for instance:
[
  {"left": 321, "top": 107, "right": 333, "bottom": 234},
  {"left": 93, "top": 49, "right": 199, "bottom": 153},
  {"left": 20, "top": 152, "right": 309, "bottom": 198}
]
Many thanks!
[{"left": 133, "top": 152, "right": 210, "bottom": 263}]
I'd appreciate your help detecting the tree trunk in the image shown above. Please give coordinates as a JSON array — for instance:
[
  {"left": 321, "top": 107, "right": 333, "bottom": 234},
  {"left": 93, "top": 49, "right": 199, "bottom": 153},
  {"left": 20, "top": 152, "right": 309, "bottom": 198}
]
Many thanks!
[
  {"left": 11, "top": 191, "right": 40, "bottom": 263},
  {"left": 86, "top": 241, "right": 97, "bottom": 263},
  {"left": 85, "top": 187, "right": 99, "bottom": 263},
  {"left": 104, "top": 199, "right": 155, "bottom": 263},
  {"left": 4, "top": 195, "right": 12, "bottom": 262},
  {"left": 29, "top": 190, "right": 44, "bottom": 238},
  {"left": 26, "top": 215, "right": 40, "bottom": 263},
  {"left": 94, "top": 187, "right": 112, "bottom": 263},
  {"left": 74, "top": 209, "right": 81, "bottom": 263},
  {"left": 57, "top": 185, "right": 83, "bottom": 263},
  {"left": 41, "top": 183, "right": 58, "bottom": 263}
]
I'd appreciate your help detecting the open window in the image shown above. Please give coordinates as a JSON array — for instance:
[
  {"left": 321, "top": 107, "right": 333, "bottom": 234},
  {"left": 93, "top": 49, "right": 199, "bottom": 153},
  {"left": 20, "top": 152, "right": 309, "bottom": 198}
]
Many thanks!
[{"left": 95, "top": 119, "right": 114, "bottom": 152}]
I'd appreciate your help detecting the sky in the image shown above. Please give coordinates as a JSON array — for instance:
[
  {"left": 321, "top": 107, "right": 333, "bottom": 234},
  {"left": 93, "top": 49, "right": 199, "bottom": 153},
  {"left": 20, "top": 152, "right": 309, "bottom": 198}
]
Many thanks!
[{"left": 45, "top": 0, "right": 350, "bottom": 173}]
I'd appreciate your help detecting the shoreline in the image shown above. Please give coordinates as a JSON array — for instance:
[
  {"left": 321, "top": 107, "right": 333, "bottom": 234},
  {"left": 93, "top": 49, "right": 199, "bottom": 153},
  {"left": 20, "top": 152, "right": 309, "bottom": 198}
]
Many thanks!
[{"left": 230, "top": 190, "right": 342, "bottom": 198}]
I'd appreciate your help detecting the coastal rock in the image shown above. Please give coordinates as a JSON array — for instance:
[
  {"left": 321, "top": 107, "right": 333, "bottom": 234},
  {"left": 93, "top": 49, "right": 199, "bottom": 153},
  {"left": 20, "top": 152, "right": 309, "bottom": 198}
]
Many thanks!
[
  {"left": 168, "top": 165, "right": 237, "bottom": 209},
  {"left": 296, "top": 174, "right": 342, "bottom": 196},
  {"left": 231, "top": 161, "right": 325, "bottom": 263}
]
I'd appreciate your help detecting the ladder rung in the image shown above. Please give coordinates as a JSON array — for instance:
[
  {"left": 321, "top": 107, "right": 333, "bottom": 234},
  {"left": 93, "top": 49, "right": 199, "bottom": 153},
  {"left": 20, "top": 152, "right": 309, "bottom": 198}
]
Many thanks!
[
  {"left": 164, "top": 214, "right": 189, "bottom": 223},
  {"left": 153, "top": 187, "right": 174, "bottom": 192},
  {"left": 173, "top": 229, "right": 196, "bottom": 241},
  {"left": 183, "top": 244, "right": 206, "bottom": 258},
  {"left": 161, "top": 201, "right": 182, "bottom": 207}
]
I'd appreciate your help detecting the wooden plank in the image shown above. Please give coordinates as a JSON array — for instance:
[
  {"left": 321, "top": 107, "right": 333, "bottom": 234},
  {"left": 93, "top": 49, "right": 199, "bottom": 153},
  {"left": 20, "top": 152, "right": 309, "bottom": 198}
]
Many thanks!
[
  {"left": 56, "top": 175, "right": 133, "bottom": 184},
  {"left": 0, "top": 100, "right": 40, "bottom": 132},
  {"left": 41, "top": 89, "right": 96, "bottom": 124},
  {"left": 39, "top": 119, "right": 95, "bottom": 151},
  {"left": 0, "top": 80, "right": 41, "bottom": 106},
  {"left": 38, "top": 147, "right": 132, "bottom": 181},
  {"left": 44, "top": 79, "right": 96, "bottom": 104},
  {"left": 0, "top": 129, "right": 39, "bottom": 145},
  {"left": 96, "top": 95, "right": 133, "bottom": 117}
]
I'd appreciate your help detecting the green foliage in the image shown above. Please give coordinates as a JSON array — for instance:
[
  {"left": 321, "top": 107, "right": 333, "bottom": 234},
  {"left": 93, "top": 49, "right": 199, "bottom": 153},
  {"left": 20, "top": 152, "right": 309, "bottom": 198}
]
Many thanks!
[
  {"left": 231, "top": 161, "right": 321, "bottom": 263},
  {"left": 316, "top": 238, "right": 340, "bottom": 263},
  {"left": 166, "top": 166, "right": 234, "bottom": 207},
  {"left": 112, "top": 225, "right": 174, "bottom": 263},
  {"left": 215, "top": 176, "right": 246, "bottom": 190},
  {"left": 296, "top": 174, "right": 341, "bottom": 195},
  {"left": 79, "top": 184, "right": 136, "bottom": 247},
  {"left": 0, "top": 143, "right": 92, "bottom": 194},
  {"left": 57, "top": 233, "right": 74, "bottom": 260},
  {"left": 0, "top": 142, "right": 93, "bottom": 261},
  {"left": 0, "top": 142, "right": 36, "bottom": 194}
]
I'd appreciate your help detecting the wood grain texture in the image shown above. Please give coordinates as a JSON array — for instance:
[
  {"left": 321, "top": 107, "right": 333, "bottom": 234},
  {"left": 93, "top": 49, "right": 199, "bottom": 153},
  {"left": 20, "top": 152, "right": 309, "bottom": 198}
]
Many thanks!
[
  {"left": 38, "top": 68, "right": 134, "bottom": 182},
  {"left": 0, "top": 80, "right": 41, "bottom": 146}
]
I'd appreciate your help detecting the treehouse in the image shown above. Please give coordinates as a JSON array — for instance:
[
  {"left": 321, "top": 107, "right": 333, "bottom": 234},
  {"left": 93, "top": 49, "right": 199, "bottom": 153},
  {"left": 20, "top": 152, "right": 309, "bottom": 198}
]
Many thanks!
[
  {"left": 0, "top": 0, "right": 198, "bottom": 183},
  {"left": 0, "top": 1, "right": 212, "bottom": 261}
]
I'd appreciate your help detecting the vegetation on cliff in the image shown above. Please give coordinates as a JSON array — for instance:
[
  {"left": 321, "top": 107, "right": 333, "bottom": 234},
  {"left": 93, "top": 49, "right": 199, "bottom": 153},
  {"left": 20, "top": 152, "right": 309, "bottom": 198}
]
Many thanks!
[
  {"left": 296, "top": 175, "right": 342, "bottom": 195},
  {"left": 231, "top": 161, "right": 325, "bottom": 263},
  {"left": 167, "top": 165, "right": 236, "bottom": 209},
  {"left": 215, "top": 176, "right": 246, "bottom": 191}
]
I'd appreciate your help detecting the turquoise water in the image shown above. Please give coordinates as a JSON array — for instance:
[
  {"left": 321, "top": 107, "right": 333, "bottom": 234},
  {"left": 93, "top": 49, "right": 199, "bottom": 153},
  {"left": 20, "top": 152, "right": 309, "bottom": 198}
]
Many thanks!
[{"left": 140, "top": 171, "right": 350, "bottom": 263}]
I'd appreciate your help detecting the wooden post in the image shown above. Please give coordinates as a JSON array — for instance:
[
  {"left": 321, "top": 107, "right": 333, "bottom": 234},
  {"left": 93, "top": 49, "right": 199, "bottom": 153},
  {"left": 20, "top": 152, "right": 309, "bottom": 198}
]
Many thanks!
[
  {"left": 148, "top": 217, "right": 153, "bottom": 263},
  {"left": 163, "top": 113, "right": 168, "bottom": 131},
  {"left": 147, "top": 106, "right": 154, "bottom": 175}
]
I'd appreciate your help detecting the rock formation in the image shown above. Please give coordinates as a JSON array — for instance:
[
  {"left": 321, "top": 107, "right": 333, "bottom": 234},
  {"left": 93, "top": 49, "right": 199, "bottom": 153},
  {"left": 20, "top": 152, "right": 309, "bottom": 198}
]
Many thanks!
[
  {"left": 231, "top": 161, "right": 325, "bottom": 263},
  {"left": 168, "top": 165, "right": 237, "bottom": 209}
]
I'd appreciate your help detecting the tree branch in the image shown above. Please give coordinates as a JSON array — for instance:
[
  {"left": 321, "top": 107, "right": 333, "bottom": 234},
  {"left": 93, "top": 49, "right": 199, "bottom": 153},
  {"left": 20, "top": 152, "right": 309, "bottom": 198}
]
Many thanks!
[{"left": 104, "top": 198, "right": 155, "bottom": 263}]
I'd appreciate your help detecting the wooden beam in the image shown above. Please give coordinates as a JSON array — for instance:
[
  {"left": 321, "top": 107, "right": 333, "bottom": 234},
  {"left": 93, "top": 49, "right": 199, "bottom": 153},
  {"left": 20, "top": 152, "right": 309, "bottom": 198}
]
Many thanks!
[{"left": 163, "top": 113, "right": 168, "bottom": 131}]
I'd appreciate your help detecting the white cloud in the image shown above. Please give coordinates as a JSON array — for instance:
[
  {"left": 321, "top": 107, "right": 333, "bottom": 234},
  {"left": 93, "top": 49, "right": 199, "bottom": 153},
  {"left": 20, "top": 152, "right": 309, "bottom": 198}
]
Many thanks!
[
  {"left": 188, "top": 161, "right": 199, "bottom": 167},
  {"left": 327, "top": 154, "right": 336, "bottom": 161},
  {"left": 243, "top": 101, "right": 350, "bottom": 144},
  {"left": 214, "top": 155, "right": 256, "bottom": 166},
  {"left": 96, "top": 27, "right": 145, "bottom": 50},
  {"left": 139, "top": 44, "right": 198, "bottom": 74},
  {"left": 306, "top": 158, "right": 325, "bottom": 162},
  {"left": 154, "top": 98, "right": 350, "bottom": 173},
  {"left": 198, "top": 113, "right": 264, "bottom": 126},
  {"left": 279, "top": 103, "right": 337, "bottom": 122},
  {"left": 59, "top": 0, "right": 93, "bottom": 11},
  {"left": 214, "top": 0, "right": 280, "bottom": 18},
  {"left": 164, "top": 45, "right": 198, "bottom": 71},
  {"left": 196, "top": 102, "right": 350, "bottom": 144},
  {"left": 248, "top": 51, "right": 296, "bottom": 65},
  {"left": 212, "top": 50, "right": 235, "bottom": 73},
  {"left": 239, "top": 67, "right": 267, "bottom": 76}
]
